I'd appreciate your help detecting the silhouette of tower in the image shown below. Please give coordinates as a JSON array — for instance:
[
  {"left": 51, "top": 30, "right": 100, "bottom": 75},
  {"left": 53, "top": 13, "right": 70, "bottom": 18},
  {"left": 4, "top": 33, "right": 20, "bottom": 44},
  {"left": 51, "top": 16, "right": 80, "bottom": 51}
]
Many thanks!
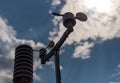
[{"left": 13, "top": 45, "right": 33, "bottom": 83}]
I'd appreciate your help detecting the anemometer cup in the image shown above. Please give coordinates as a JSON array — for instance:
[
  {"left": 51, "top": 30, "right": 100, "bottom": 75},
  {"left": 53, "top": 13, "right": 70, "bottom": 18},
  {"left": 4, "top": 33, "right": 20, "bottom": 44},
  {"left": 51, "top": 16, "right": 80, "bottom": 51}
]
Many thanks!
[{"left": 76, "top": 12, "right": 87, "bottom": 21}]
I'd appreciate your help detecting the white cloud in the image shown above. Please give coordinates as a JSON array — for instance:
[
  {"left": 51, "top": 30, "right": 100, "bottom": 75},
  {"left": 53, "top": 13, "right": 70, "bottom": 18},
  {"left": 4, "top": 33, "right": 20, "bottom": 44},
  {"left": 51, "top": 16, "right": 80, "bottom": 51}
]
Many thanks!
[
  {"left": 52, "top": 0, "right": 61, "bottom": 6},
  {"left": 73, "top": 42, "right": 94, "bottom": 59},
  {"left": 110, "top": 82, "right": 120, "bottom": 83},
  {"left": 118, "top": 64, "right": 120, "bottom": 68},
  {"left": 60, "top": 65, "right": 63, "bottom": 70},
  {"left": 110, "top": 64, "right": 120, "bottom": 83},
  {"left": 50, "top": 0, "right": 120, "bottom": 59},
  {"left": 0, "top": 17, "right": 45, "bottom": 83},
  {"left": 0, "top": 70, "right": 12, "bottom": 83}
]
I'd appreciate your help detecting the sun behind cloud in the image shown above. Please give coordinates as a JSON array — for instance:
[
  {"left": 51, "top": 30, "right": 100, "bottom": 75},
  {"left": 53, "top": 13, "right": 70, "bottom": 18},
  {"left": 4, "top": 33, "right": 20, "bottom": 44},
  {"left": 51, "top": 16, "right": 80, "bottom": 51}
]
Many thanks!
[{"left": 84, "top": 0, "right": 112, "bottom": 13}]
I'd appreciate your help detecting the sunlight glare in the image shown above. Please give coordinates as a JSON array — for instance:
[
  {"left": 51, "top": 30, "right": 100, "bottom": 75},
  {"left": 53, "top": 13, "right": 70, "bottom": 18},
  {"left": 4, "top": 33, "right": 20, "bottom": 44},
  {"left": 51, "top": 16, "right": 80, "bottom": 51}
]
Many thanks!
[{"left": 84, "top": 0, "right": 112, "bottom": 13}]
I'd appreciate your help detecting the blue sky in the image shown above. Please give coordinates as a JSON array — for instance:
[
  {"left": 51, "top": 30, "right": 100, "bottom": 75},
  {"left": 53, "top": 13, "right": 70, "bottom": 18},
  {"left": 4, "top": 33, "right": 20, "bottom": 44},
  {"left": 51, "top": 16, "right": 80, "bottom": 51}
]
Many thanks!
[{"left": 0, "top": 0, "right": 120, "bottom": 83}]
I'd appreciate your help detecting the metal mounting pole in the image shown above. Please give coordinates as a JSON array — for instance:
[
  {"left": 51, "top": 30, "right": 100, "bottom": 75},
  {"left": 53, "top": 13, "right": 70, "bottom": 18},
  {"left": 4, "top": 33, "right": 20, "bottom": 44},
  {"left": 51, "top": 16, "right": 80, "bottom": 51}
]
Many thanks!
[{"left": 54, "top": 49, "right": 61, "bottom": 83}]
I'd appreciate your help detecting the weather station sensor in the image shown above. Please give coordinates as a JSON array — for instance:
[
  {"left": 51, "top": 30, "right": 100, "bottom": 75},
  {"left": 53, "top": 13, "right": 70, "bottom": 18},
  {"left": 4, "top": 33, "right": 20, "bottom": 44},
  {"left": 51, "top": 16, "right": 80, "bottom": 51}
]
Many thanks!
[{"left": 13, "top": 12, "right": 87, "bottom": 83}]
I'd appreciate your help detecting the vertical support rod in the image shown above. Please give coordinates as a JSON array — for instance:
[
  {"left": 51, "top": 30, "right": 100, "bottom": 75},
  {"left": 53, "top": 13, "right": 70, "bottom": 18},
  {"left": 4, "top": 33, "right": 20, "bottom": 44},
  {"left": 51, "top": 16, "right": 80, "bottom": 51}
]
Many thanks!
[{"left": 54, "top": 49, "right": 61, "bottom": 83}]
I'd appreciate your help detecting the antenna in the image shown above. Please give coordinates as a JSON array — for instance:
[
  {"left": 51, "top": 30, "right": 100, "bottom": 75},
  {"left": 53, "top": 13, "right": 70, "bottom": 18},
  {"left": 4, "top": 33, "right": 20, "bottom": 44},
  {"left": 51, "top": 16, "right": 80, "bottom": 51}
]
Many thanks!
[{"left": 52, "top": 12, "right": 63, "bottom": 16}]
